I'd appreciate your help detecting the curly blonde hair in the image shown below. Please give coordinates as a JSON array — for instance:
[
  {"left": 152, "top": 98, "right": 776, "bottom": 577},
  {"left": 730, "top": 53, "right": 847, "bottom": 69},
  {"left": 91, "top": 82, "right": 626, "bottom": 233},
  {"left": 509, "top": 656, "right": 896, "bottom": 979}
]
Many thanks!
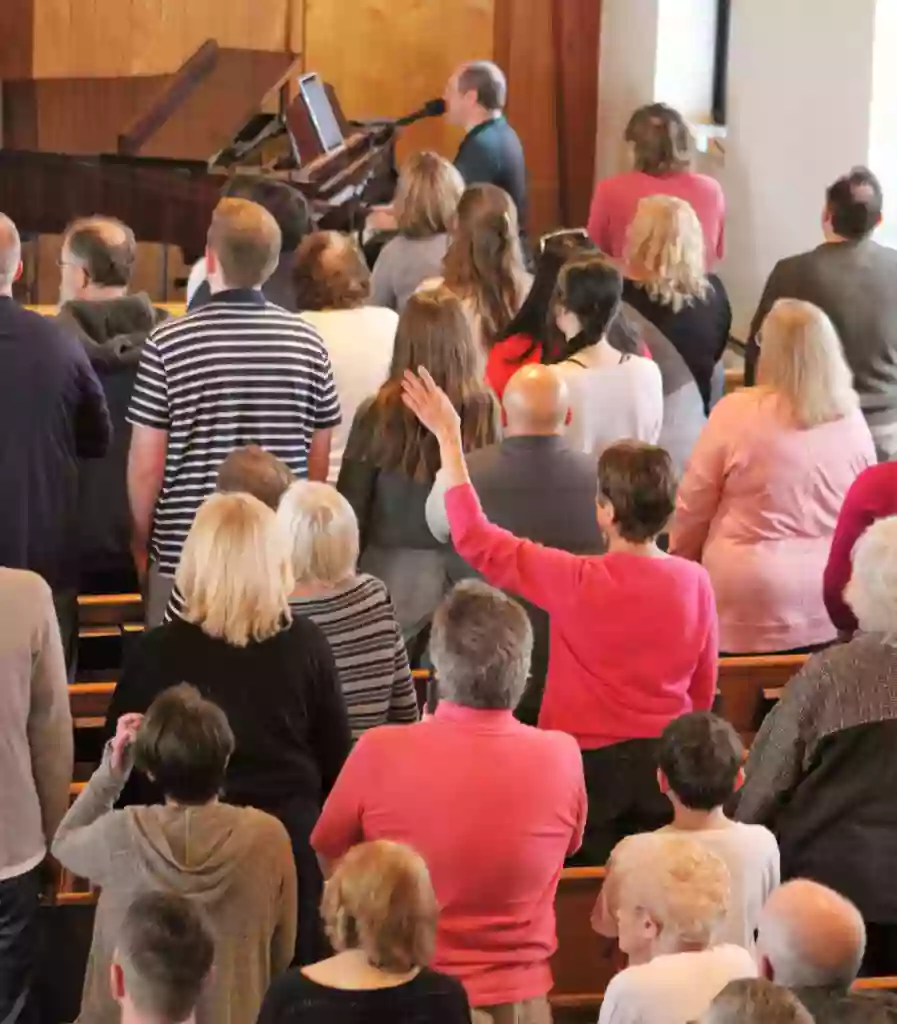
[{"left": 624, "top": 195, "right": 710, "bottom": 312}]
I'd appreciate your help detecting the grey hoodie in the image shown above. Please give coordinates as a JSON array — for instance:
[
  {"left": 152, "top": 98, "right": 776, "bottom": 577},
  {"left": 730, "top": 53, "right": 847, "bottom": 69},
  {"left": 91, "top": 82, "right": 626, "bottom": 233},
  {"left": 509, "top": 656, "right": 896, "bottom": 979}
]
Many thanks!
[{"left": 52, "top": 746, "right": 297, "bottom": 1024}]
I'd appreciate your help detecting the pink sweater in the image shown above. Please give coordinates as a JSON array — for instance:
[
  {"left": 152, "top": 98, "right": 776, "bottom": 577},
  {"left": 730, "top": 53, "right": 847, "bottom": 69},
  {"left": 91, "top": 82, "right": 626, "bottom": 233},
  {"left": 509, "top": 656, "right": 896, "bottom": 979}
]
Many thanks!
[
  {"left": 670, "top": 390, "right": 876, "bottom": 654},
  {"left": 587, "top": 169, "right": 726, "bottom": 266},
  {"left": 444, "top": 484, "right": 718, "bottom": 749}
]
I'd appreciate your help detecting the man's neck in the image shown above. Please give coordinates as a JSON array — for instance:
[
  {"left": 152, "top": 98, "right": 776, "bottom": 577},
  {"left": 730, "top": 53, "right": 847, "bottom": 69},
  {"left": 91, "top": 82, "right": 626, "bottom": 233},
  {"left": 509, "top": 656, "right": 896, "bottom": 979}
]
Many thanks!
[
  {"left": 79, "top": 284, "right": 129, "bottom": 303},
  {"left": 670, "top": 804, "right": 730, "bottom": 831},
  {"left": 504, "top": 426, "right": 564, "bottom": 440},
  {"left": 208, "top": 279, "right": 261, "bottom": 296},
  {"left": 464, "top": 108, "right": 499, "bottom": 133}
]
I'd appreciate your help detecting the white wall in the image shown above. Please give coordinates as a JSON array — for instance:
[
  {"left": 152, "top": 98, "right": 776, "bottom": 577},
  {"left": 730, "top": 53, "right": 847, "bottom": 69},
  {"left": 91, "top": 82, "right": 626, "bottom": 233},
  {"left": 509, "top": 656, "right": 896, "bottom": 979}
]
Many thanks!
[
  {"left": 870, "top": 0, "right": 897, "bottom": 249},
  {"left": 654, "top": 0, "right": 717, "bottom": 122},
  {"left": 594, "top": 0, "right": 660, "bottom": 182},
  {"left": 722, "top": 0, "right": 877, "bottom": 335}
]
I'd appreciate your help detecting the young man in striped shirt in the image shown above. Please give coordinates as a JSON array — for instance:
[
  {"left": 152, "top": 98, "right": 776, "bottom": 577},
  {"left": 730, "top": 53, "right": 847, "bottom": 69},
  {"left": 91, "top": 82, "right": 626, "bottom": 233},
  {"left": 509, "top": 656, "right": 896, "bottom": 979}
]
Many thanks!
[{"left": 127, "top": 198, "right": 341, "bottom": 625}]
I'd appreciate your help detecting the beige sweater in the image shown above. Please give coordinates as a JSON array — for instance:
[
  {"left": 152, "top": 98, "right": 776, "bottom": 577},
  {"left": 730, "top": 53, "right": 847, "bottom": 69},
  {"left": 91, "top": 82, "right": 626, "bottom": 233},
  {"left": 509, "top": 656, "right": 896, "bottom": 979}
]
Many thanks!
[
  {"left": 0, "top": 567, "right": 72, "bottom": 879},
  {"left": 53, "top": 748, "right": 297, "bottom": 1024}
]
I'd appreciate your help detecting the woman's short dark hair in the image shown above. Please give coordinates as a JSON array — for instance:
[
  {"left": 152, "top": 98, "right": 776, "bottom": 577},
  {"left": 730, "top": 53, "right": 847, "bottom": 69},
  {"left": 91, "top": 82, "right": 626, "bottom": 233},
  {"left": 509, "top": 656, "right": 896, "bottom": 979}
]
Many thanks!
[
  {"left": 625, "top": 103, "right": 693, "bottom": 175},
  {"left": 825, "top": 166, "right": 883, "bottom": 241},
  {"left": 598, "top": 441, "right": 676, "bottom": 542},
  {"left": 658, "top": 712, "right": 744, "bottom": 811},
  {"left": 292, "top": 231, "right": 371, "bottom": 311},
  {"left": 134, "top": 684, "right": 234, "bottom": 804},
  {"left": 554, "top": 254, "right": 623, "bottom": 353},
  {"left": 223, "top": 176, "right": 312, "bottom": 254}
]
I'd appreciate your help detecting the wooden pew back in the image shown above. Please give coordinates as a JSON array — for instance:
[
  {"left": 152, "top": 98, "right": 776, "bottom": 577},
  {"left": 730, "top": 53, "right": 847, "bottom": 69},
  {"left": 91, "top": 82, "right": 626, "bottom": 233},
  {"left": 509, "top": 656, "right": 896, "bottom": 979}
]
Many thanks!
[{"left": 716, "top": 654, "right": 807, "bottom": 744}]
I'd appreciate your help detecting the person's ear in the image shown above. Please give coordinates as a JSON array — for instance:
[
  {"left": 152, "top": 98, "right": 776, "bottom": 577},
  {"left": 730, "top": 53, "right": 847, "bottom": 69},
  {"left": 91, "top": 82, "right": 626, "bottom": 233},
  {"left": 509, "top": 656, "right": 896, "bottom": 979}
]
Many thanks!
[
  {"left": 13, "top": 260, "right": 23, "bottom": 284},
  {"left": 877, "top": 212, "right": 884, "bottom": 228},
  {"left": 657, "top": 768, "right": 670, "bottom": 795},
  {"left": 734, "top": 766, "right": 745, "bottom": 792},
  {"left": 642, "top": 909, "right": 660, "bottom": 946},
  {"left": 110, "top": 961, "right": 125, "bottom": 1002},
  {"left": 564, "top": 405, "right": 572, "bottom": 427},
  {"left": 205, "top": 246, "right": 218, "bottom": 276},
  {"left": 759, "top": 954, "right": 774, "bottom": 981}
]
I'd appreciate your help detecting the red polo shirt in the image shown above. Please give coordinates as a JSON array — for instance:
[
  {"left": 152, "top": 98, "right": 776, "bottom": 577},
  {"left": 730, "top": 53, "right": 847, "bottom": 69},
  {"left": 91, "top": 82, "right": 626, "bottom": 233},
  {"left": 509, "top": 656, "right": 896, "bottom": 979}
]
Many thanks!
[{"left": 310, "top": 703, "right": 587, "bottom": 1006}]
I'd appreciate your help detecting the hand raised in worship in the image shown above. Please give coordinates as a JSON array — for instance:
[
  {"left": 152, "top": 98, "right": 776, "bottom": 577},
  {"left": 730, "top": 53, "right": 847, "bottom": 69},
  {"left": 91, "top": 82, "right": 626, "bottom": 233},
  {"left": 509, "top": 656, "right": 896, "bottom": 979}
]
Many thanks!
[
  {"left": 110, "top": 712, "right": 144, "bottom": 773},
  {"left": 401, "top": 368, "right": 462, "bottom": 443}
]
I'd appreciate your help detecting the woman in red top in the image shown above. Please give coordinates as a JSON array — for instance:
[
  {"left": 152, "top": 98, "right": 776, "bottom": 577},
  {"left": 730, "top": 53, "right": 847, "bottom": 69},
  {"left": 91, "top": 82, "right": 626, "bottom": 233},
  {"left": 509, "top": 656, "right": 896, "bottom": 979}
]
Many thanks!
[
  {"left": 487, "top": 230, "right": 647, "bottom": 399},
  {"left": 402, "top": 367, "right": 718, "bottom": 866},
  {"left": 587, "top": 103, "right": 726, "bottom": 268}
]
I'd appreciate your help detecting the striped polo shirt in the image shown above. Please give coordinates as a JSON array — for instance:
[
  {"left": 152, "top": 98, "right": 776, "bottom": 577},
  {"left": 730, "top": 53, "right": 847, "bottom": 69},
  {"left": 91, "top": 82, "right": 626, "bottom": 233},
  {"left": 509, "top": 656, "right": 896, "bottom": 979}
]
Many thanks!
[{"left": 127, "top": 289, "right": 341, "bottom": 575}]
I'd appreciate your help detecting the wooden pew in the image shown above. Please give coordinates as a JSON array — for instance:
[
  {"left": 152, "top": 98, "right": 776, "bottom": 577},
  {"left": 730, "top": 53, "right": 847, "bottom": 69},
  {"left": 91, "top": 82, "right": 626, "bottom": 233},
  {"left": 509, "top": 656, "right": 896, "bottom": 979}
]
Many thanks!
[
  {"left": 550, "top": 866, "right": 620, "bottom": 1011},
  {"left": 716, "top": 654, "right": 808, "bottom": 745}
]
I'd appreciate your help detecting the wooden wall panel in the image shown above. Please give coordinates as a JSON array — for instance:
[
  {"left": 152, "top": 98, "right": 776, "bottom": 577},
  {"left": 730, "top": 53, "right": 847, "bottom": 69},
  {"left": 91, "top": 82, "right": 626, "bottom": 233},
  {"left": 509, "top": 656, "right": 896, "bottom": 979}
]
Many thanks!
[
  {"left": 31, "top": 0, "right": 292, "bottom": 79},
  {"left": 303, "top": 0, "right": 494, "bottom": 165},
  {"left": 0, "top": 0, "right": 36, "bottom": 78}
]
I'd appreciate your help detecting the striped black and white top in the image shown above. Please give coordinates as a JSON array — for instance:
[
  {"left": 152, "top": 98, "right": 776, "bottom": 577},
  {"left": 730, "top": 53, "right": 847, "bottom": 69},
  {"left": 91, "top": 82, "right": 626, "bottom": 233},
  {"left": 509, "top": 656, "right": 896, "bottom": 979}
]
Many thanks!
[
  {"left": 127, "top": 290, "right": 341, "bottom": 575},
  {"left": 288, "top": 575, "right": 419, "bottom": 739},
  {"left": 165, "top": 573, "right": 419, "bottom": 740}
]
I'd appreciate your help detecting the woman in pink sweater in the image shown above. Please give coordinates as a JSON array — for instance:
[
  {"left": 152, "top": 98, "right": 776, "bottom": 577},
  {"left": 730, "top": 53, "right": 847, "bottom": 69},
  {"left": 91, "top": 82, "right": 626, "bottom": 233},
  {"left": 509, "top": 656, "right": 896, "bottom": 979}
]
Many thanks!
[
  {"left": 670, "top": 299, "right": 876, "bottom": 654},
  {"left": 402, "top": 369, "right": 718, "bottom": 865},
  {"left": 587, "top": 103, "right": 725, "bottom": 268}
]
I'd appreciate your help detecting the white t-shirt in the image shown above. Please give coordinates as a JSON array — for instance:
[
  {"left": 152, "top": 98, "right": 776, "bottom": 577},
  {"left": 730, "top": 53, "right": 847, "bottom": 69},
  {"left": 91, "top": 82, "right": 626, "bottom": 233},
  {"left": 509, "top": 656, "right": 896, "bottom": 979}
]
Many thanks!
[
  {"left": 598, "top": 945, "right": 758, "bottom": 1024},
  {"left": 299, "top": 307, "right": 399, "bottom": 482},
  {"left": 552, "top": 343, "right": 663, "bottom": 457},
  {"left": 657, "top": 822, "right": 780, "bottom": 952}
]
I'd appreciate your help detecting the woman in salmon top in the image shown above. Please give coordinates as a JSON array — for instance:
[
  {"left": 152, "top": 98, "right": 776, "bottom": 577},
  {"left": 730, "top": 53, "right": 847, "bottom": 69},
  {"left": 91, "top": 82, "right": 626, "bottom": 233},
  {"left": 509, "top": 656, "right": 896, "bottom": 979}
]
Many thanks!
[
  {"left": 670, "top": 299, "right": 876, "bottom": 655},
  {"left": 401, "top": 368, "right": 718, "bottom": 865},
  {"left": 587, "top": 103, "right": 726, "bottom": 269}
]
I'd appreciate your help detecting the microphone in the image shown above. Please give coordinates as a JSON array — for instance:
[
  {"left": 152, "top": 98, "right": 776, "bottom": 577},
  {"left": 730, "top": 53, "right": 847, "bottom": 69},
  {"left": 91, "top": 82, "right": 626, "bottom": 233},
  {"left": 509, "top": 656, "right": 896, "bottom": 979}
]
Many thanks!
[{"left": 394, "top": 98, "right": 447, "bottom": 128}]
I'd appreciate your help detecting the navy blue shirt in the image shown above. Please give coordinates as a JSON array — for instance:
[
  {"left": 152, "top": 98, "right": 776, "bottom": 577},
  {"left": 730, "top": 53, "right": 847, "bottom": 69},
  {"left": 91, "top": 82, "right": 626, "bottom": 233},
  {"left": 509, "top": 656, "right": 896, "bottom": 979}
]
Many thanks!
[
  {"left": 454, "top": 115, "right": 528, "bottom": 225},
  {"left": 0, "top": 297, "right": 111, "bottom": 588}
]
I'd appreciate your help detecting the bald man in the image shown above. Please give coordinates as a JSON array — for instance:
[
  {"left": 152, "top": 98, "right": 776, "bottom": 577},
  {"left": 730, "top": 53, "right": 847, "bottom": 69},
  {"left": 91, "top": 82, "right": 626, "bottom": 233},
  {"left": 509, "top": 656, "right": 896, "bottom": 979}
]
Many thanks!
[
  {"left": 426, "top": 364, "right": 604, "bottom": 721},
  {"left": 57, "top": 217, "right": 170, "bottom": 595},
  {"left": 757, "top": 880, "right": 897, "bottom": 1024},
  {"left": 0, "top": 214, "right": 111, "bottom": 672}
]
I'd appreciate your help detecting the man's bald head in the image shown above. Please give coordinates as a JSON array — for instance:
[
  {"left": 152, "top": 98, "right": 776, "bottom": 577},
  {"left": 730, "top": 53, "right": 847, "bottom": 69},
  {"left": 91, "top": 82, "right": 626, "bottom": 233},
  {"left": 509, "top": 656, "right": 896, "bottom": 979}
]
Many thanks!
[
  {"left": 502, "top": 364, "right": 570, "bottom": 437},
  {"left": 0, "top": 214, "right": 22, "bottom": 295},
  {"left": 60, "top": 216, "right": 136, "bottom": 303},
  {"left": 757, "top": 880, "right": 866, "bottom": 989}
]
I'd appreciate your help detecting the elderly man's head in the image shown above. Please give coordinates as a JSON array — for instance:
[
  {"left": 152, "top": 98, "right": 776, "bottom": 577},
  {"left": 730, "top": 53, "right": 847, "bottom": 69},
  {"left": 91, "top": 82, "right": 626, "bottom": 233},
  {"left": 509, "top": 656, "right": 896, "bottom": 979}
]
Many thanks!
[
  {"left": 59, "top": 216, "right": 136, "bottom": 305},
  {"left": 846, "top": 515, "right": 897, "bottom": 634},
  {"left": 757, "top": 880, "right": 866, "bottom": 989},
  {"left": 430, "top": 581, "right": 532, "bottom": 711},
  {"left": 0, "top": 214, "right": 22, "bottom": 296},
  {"left": 502, "top": 364, "right": 570, "bottom": 437},
  {"left": 606, "top": 832, "right": 730, "bottom": 963}
]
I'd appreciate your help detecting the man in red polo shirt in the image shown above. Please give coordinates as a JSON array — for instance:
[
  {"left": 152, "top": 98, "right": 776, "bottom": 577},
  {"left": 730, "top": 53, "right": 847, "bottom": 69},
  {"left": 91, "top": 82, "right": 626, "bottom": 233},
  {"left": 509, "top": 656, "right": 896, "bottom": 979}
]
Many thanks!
[{"left": 311, "top": 580, "right": 586, "bottom": 1023}]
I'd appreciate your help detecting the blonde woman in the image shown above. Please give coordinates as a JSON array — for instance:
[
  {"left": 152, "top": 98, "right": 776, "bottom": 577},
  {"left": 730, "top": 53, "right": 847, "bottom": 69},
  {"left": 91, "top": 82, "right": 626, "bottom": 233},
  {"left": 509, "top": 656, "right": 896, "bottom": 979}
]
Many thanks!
[
  {"left": 257, "top": 841, "right": 470, "bottom": 1024},
  {"left": 105, "top": 491, "right": 351, "bottom": 965},
  {"left": 370, "top": 152, "right": 465, "bottom": 311},
  {"left": 277, "top": 481, "right": 418, "bottom": 740},
  {"left": 670, "top": 299, "right": 876, "bottom": 655}
]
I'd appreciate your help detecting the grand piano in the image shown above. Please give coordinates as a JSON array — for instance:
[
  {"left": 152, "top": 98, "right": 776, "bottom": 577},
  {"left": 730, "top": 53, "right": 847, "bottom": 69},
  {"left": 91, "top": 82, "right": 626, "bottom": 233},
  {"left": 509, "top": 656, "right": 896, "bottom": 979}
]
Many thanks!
[{"left": 0, "top": 40, "right": 402, "bottom": 265}]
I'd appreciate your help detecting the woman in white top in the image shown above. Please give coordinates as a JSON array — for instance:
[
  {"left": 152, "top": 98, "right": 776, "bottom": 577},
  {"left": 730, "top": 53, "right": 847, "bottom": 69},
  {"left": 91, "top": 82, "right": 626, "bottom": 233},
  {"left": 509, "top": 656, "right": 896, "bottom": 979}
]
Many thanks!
[
  {"left": 293, "top": 231, "right": 398, "bottom": 482},
  {"left": 551, "top": 254, "right": 663, "bottom": 457}
]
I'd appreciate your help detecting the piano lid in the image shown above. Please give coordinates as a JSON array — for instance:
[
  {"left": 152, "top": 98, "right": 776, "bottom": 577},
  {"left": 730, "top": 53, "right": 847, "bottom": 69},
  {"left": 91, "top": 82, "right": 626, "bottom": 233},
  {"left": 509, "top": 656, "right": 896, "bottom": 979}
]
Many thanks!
[{"left": 116, "top": 40, "right": 303, "bottom": 164}]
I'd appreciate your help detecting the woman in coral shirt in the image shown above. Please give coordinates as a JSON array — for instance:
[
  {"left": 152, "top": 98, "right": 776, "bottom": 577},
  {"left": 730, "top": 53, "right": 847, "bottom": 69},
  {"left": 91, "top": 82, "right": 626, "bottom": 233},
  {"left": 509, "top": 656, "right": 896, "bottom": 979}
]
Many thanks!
[{"left": 670, "top": 299, "right": 876, "bottom": 655}]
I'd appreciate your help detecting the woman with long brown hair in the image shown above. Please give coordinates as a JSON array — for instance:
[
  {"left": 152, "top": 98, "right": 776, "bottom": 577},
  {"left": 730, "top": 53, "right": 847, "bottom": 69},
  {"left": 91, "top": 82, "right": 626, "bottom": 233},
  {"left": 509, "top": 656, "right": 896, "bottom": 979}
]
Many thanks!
[
  {"left": 337, "top": 285, "right": 498, "bottom": 651},
  {"left": 434, "top": 183, "right": 532, "bottom": 353}
]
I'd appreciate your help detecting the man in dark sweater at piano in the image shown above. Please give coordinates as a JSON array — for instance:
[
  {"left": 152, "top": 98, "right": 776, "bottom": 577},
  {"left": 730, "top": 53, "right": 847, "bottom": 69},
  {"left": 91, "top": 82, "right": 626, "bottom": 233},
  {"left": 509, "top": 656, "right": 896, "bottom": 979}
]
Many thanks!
[
  {"left": 0, "top": 214, "right": 112, "bottom": 672},
  {"left": 443, "top": 60, "right": 528, "bottom": 229}
]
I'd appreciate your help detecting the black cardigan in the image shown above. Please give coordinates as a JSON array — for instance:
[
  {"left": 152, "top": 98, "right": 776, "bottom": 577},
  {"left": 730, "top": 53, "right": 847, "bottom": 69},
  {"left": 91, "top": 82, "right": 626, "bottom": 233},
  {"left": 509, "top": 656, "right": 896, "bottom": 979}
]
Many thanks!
[{"left": 104, "top": 616, "right": 351, "bottom": 811}]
